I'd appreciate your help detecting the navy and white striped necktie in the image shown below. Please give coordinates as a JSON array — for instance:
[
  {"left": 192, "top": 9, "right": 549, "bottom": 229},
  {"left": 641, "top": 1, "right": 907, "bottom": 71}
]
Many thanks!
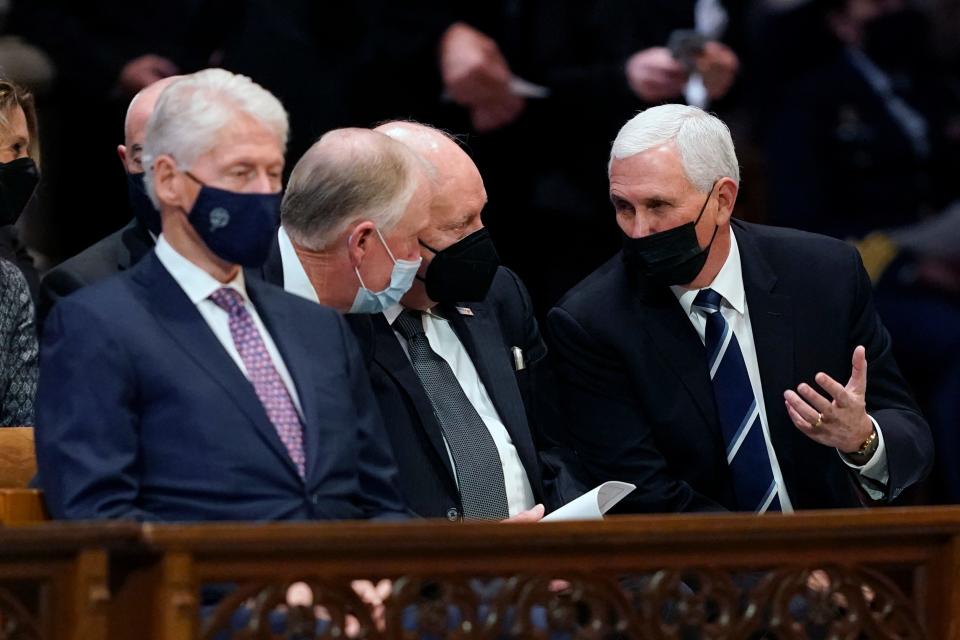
[{"left": 694, "top": 288, "right": 781, "bottom": 512}]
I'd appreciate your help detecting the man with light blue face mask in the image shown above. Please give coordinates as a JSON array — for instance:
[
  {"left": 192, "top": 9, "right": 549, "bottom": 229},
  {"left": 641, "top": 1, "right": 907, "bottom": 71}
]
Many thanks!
[{"left": 261, "top": 127, "right": 432, "bottom": 315}]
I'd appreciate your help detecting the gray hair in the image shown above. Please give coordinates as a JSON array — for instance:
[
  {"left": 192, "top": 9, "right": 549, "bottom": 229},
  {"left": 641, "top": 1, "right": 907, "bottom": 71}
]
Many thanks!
[
  {"left": 610, "top": 104, "right": 740, "bottom": 192},
  {"left": 143, "top": 69, "right": 288, "bottom": 207},
  {"left": 281, "top": 128, "right": 426, "bottom": 251}
]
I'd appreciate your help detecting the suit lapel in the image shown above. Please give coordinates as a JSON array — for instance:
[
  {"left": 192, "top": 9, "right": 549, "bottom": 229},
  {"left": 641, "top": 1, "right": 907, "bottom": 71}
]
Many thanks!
[
  {"left": 261, "top": 233, "right": 285, "bottom": 287},
  {"left": 735, "top": 223, "right": 796, "bottom": 454},
  {"left": 133, "top": 253, "right": 301, "bottom": 480},
  {"left": 636, "top": 283, "right": 718, "bottom": 427},
  {"left": 118, "top": 219, "right": 155, "bottom": 272},
  {"left": 368, "top": 314, "right": 458, "bottom": 485},
  {"left": 447, "top": 304, "right": 543, "bottom": 492}
]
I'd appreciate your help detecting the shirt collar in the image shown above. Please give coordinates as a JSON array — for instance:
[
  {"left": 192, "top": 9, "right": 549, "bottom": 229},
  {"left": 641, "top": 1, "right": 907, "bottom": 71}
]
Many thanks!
[
  {"left": 383, "top": 303, "right": 403, "bottom": 325},
  {"left": 278, "top": 226, "right": 320, "bottom": 303},
  {"left": 671, "top": 228, "right": 745, "bottom": 316},
  {"left": 154, "top": 234, "right": 249, "bottom": 306},
  {"left": 383, "top": 303, "right": 447, "bottom": 327}
]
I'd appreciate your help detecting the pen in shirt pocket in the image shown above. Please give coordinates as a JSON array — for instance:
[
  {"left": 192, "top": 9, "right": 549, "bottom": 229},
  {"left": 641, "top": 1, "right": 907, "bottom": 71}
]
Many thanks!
[{"left": 511, "top": 346, "right": 526, "bottom": 371}]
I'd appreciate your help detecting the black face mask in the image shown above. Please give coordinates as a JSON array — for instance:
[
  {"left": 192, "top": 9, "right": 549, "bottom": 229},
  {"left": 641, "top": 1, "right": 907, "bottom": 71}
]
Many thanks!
[
  {"left": 862, "top": 8, "right": 931, "bottom": 71},
  {"left": 418, "top": 227, "right": 500, "bottom": 303},
  {"left": 621, "top": 184, "right": 718, "bottom": 287},
  {"left": 126, "top": 171, "right": 162, "bottom": 237},
  {"left": 0, "top": 157, "right": 39, "bottom": 226}
]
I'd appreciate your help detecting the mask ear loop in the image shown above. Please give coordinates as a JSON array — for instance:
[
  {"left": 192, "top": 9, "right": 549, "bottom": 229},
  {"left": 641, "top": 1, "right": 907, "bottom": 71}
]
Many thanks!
[
  {"left": 418, "top": 238, "right": 440, "bottom": 254},
  {"left": 350, "top": 225, "right": 397, "bottom": 290},
  {"left": 692, "top": 180, "right": 718, "bottom": 227},
  {"left": 375, "top": 227, "right": 398, "bottom": 265},
  {"left": 696, "top": 181, "right": 721, "bottom": 251}
]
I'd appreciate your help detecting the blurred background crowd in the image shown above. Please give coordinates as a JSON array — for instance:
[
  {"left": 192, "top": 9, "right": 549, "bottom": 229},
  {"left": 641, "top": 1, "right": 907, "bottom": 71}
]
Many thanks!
[{"left": 1, "top": 0, "right": 958, "bottom": 502}]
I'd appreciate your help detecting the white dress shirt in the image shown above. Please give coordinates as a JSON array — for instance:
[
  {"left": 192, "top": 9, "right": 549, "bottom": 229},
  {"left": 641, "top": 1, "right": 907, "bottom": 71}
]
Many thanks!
[
  {"left": 384, "top": 304, "right": 536, "bottom": 517},
  {"left": 154, "top": 235, "right": 304, "bottom": 416},
  {"left": 671, "top": 231, "right": 890, "bottom": 508},
  {"left": 277, "top": 227, "right": 320, "bottom": 304},
  {"left": 275, "top": 233, "right": 536, "bottom": 516}
]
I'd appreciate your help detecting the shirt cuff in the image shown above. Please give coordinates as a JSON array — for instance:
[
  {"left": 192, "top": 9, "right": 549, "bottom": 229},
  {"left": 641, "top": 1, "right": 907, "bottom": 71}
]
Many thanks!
[{"left": 838, "top": 415, "right": 889, "bottom": 500}]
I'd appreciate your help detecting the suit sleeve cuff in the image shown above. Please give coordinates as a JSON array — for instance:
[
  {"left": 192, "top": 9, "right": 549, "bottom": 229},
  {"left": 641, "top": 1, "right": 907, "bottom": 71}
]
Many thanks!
[{"left": 838, "top": 415, "right": 888, "bottom": 500}]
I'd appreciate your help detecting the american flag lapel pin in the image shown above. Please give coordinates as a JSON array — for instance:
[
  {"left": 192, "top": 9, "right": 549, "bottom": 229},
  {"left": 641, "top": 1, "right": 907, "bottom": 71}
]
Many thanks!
[{"left": 455, "top": 306, "right": 474, "bottom": 316}]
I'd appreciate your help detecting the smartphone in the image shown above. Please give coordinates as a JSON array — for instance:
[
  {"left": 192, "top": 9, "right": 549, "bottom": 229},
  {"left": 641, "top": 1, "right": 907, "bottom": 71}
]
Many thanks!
[{"left": 668, "top": 30, "right": 707, "bottom": 70}]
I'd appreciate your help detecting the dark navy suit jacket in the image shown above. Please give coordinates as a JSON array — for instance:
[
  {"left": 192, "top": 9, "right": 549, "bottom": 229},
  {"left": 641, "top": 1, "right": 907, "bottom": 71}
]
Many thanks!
[
  {"left": 35, "top": 251, "right": 408, "bottom": 522},
  {"left": 548, "top": 220, "right": 933, "bottom": 513},
  {"left": 257, "top": 239, "right": 588, "bottom": 520},
  {"left": 38, "top": 218, "right": 155, "bottom": 329}
]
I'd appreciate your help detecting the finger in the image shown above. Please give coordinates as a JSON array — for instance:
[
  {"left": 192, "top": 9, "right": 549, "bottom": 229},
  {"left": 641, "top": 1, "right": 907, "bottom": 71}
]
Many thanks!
[
  {"left": 849, "top": 345, "right": 868, "bottom": 395},
  {"left": 375, "top": 579, "right": 393, "bottom": 600},
  {"left": 650, "top": 63, "right": 689, "bottom": 81},
  {"left": 814, "top": 372, "right": 849, "bottom": 407},
  {"left": 152, "top": 57, "right": 180, "bottom": 76},
  {"left": 286, "top": 581, "right": 313, "bottom": 605},
  {"left": 785, "top": 401, "right": 813, "bottom": 431},
  {"left": 506, "top": 504, "right": 545, "bottom": 522},
  {"left": 784, "top": 389, "right": 821, "bottom": 425},
  {"left": 807, "top": 569, "right": 831, "bottom": 593},
  {"left": 796, "top": 382, "right": 832, "bottom": 414}
]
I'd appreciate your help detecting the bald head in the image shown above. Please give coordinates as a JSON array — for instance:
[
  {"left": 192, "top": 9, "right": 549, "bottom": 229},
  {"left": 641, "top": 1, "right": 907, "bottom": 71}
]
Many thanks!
[
  {"left": 120, "top": 75, "right": 182, "bottom": 173},
  {"left": 377, "top": 121, "right": 485, "bottom": 195},
  {"left": 375, "top": 121, "right": 492, "bottom": 310},
  {"left": 281, "top": 127, "right": 428, "bottom": 251},
  {"left": 375, "top": 121, "right": 486, "bottom": 237}
]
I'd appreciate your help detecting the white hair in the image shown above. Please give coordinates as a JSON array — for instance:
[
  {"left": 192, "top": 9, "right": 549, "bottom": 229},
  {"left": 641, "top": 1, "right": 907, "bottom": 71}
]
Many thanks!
[
  {"left": 143, "top": 68, "right": 289, "bottom": 207},
  {"left": 281, "top": 128, "right": 427, "bottom": 251},
  {"left": 610, "top": 104, "right": 740, "bottom": 192}
]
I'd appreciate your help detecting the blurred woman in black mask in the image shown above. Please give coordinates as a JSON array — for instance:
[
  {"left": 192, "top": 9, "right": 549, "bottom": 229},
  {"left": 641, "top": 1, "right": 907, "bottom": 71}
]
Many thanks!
[
  {"left": 0, "top": 80, "right": 40, "bottom": 298},
  {"left": 0, "top": 80, "right": 39, "bottom": 425}
]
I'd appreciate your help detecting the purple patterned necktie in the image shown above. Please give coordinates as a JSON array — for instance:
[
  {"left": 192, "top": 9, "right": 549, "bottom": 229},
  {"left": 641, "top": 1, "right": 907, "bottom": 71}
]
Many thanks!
[{"left": 209, "top": 287, "right": 306, "bottom": 478}]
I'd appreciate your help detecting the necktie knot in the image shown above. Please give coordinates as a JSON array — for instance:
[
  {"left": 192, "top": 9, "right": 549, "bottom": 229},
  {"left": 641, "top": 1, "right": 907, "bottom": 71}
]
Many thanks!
[
  {"left": 693, "top": 287, "right": 723, "bottom": 314},
  {"left": 209, "top": 287, "right": 245, "bottom": 315},
  {"left": 393, "top": 309, "right": 426, "bottom": 341}
]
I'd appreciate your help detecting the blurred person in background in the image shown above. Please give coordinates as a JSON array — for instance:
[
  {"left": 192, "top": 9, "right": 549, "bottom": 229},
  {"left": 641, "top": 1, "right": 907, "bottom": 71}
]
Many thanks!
[
  {"left": 216, "top": 1, "right": 381, "bottom": 172},
  {"left": 9, "top": 0, "right": 233, "bottom": 260},
  {"left": 0, "top": 79, "right": 38, "bottom": 298},
  {"left": 762, "top": 0, "right": 960, "bottom": 503},
  {"left": 368, "top": 0, "right": 743, "bottom": 319},
  {"left": 37, "top": 76, "right": 180, "bottom": 325},
  {"left": 0, "top": 76, "right": 38, "bottom": 426},
  {"left": 764, "top": 0, "right": 960, "bottom": 237}
]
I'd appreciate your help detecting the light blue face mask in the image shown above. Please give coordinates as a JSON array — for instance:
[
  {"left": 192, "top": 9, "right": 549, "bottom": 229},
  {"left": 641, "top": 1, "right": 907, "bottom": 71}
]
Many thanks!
[{"left": 348, "top": 227, "right": 422, "bottom": 314}]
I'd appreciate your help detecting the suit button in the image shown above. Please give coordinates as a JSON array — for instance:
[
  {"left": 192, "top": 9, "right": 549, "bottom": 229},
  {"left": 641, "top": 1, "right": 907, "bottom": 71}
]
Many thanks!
[{"left": 446, "top": 507, "right": 460, "bottom": 522}]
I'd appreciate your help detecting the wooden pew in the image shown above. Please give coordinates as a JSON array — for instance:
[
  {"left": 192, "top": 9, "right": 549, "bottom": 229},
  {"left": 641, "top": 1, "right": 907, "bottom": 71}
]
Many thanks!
[
  {"left": 0, "top": 523, "right": 140, "bottom": 640},
  {"left": 0, "top": 427, "right": 48, "bottom": 524},
  {"left": 105, "top": 507, "right": 960, "bottom": 640}
]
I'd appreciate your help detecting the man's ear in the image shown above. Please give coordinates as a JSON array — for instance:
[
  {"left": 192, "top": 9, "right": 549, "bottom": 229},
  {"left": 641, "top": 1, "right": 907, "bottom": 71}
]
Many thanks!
[
  {"left": 117, "top": 144, "right": 127, "bottom": 168},
  {"left": 347, "top": 220, "right": 376, "bottom": 268},
  {"left": 714, "top": 177, "right": 738, "bottom": 225},
  {"left": 152, "top": 155, "right": 186, "bottom": 210}
]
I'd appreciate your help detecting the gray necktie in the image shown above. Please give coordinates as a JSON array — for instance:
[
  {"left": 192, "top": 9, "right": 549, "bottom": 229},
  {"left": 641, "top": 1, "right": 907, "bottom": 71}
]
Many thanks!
[{"left": 393, "top": 309, "right": 510, "bottom": 520}]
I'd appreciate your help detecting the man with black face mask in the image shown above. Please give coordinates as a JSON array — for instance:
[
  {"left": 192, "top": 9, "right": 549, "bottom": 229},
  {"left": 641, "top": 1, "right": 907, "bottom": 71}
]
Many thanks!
[
  {"left": 35, "top": 69, "right": 407, "bottom": 523},
  {"left": 37, "top": 75, "right": 182, "bottom": 326},
  {"left": 343, "top": 120, "right": 589, "bottom": 523},
  {"left": 548, "top": 105, "right": 932, "bottom": 514}
]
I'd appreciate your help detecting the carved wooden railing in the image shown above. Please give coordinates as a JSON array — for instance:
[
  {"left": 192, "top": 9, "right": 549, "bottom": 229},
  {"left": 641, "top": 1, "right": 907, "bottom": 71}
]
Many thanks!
[
  {"left": 98, "top": 507, "right": 960, "bottom": 640},
  {"left": 1, "top": 509, "right": 958, "bottom": 639},
  {"left": 0, "top": 523, "right": 140, "bottom": 640}
]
